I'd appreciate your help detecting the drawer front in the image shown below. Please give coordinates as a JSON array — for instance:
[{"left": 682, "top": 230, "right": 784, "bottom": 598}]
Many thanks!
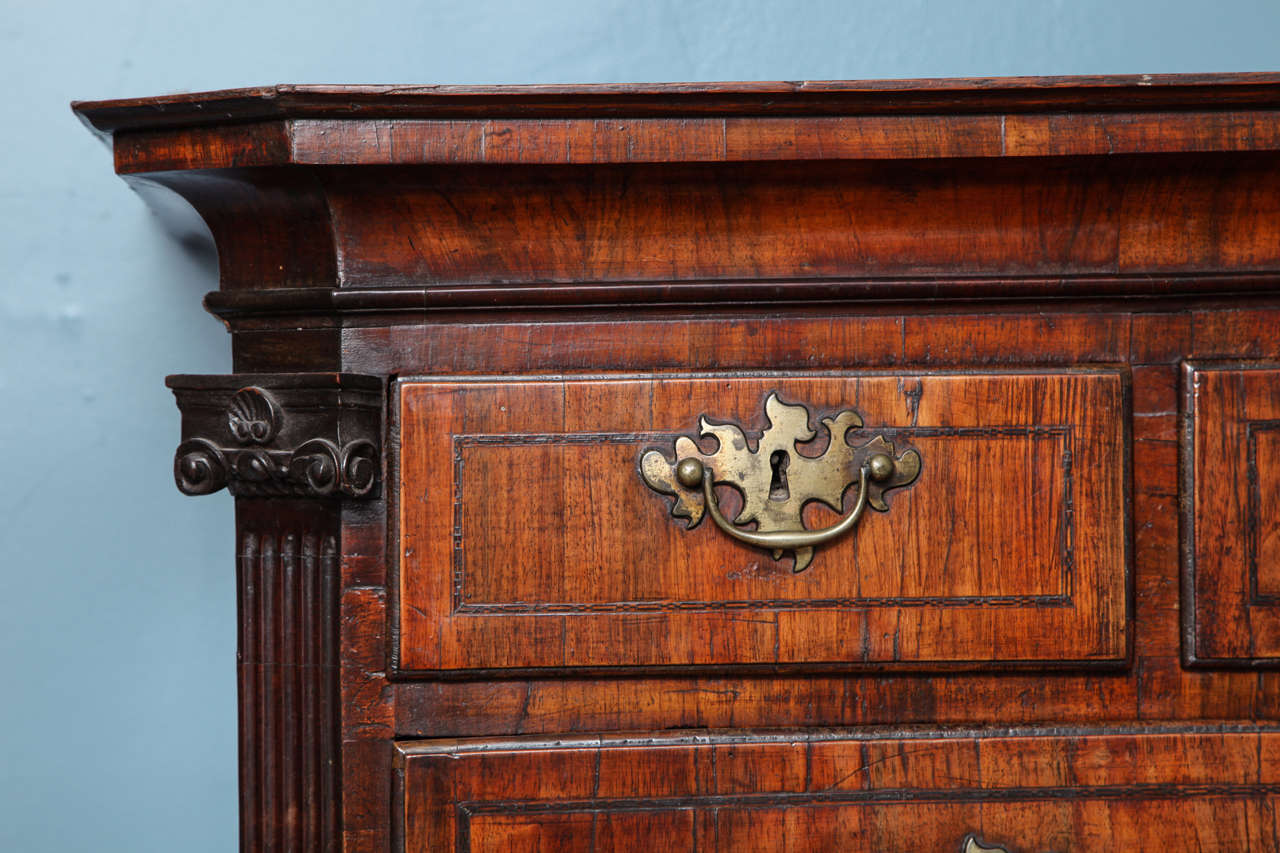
[
  {"left": 1183, "top": 362, "right": 1280, "bottom": 665},
  {"left": 396, "top": 370, "right": 1129, "bottom": 673},
  {"left": 396, "top": 728, "right": 1280, "bottom": 851}
]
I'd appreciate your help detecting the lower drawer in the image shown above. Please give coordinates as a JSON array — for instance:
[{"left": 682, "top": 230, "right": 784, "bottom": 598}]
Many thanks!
[{"left": 395, "top": 727, "right": 1280, "bottom": 851}]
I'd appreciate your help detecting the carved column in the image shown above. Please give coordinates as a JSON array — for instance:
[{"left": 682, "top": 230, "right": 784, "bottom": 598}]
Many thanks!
[{"left": 168, "top": 373, "right": 383, "bottom": 852}]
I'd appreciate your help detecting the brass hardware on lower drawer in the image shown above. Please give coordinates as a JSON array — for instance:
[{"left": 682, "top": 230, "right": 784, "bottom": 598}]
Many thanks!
[{"left": 962, "top": 835, "right": 1012, "bottom": 853}]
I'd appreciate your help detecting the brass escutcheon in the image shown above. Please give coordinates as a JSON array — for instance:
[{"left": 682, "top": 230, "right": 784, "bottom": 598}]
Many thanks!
[{"left": 639, "top": 392, "right": 921, "bottom": 572}]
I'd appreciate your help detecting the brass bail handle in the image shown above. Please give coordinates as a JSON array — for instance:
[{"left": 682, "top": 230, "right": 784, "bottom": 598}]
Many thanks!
[
  {"left": 674, "top": 454, "right": 892, "bottom": 551},
  {"left": 639, "top": 393, "right": 921, "bottom": 573}
]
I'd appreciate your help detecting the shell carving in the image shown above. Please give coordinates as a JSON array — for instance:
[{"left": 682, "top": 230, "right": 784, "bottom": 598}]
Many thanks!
[{"left": 227, "top": 387, "right": 281, "bottom": 445}]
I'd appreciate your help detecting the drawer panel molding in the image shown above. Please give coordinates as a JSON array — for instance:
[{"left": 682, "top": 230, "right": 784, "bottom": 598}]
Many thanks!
[
  {"left": 395, "top": 369, "right": 1131, "bottom": 674},
  {"left": 1182, "top": 361, "right": 1280, "bottom": 666},
  {"left": 395, "top": 725, "right": 1280, "bottom": 851}
]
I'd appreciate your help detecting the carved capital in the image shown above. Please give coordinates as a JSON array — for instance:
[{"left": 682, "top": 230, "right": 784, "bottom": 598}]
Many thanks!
[{"left": 166, "top": 373, "right": 383, "bottom": 499}]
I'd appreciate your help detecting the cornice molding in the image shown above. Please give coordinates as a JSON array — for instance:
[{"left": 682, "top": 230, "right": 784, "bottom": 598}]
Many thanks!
[{"left": 72, "top": 74, "right": 1280, "bottom": 138}]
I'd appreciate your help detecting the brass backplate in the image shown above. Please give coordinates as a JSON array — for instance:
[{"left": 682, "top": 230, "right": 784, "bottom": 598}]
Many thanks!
[{"left": 640, "top": 392, "right": 920, "bottom": 572}]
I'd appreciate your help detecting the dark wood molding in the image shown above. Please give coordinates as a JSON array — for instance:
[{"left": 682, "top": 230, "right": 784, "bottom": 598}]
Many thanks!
[
  {"left": 70, "top": 73, "right": 1280, "bottom": 139},
  {"left": 201, "top": 272, "right": 1280, "bottom": 325},
  {"left": 167, "top": 373, "right": 384, "bottom": 499},
  {"left": 164, "top": 376, "right": 383, "bottom": 846},
  {"left": 237, "top": 499, "right": 342, "bottom": 852},
  {"left": 1180, "top": 360, "right": 1280, "bottom": 668}
]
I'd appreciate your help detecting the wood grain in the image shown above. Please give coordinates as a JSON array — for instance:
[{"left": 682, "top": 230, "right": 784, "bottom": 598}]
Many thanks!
[
  {"left": 1183, "top": 362, "right": 1280, "bottom": 665},
  {"left": 74, "top": 75, "right": 1280, "bottom": 851},
  {"left": 99, "top": 152, "right": 1280, "bottom": 300},
  {"left": 323, "top": 157, "right": 1280, "bottom": 287},
  {"left": 73, "top": 74, "right": 1280, "bottom": 167},
  {"left": 397, "top": 726, "right": 1280, "bottom": 851},
  {"left": 396, "top": 371, "right": 1128, "bottom": 672}
]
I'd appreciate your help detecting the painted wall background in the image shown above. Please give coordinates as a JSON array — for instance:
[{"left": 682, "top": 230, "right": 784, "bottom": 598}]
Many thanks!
[{"left": 3, "top": 1, "right": 1279, "bottom": 849}]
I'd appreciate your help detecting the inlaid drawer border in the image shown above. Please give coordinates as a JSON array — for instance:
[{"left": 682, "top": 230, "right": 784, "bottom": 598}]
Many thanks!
[
  {"left": 389, "top": 368, "right": 1131, "bottom": 678},
  {"left": 449, "top": 426, "right": 1075, "bottom": 615},
  {"left": 394, "top": 723, "right": 1280, "bottom": 851},
  {"left": 1181, "top": 360, "right": 1280, "bottom": 667}
]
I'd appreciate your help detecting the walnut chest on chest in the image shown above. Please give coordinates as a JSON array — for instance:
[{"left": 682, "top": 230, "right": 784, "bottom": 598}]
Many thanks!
[{"left": 75, "top": 74, "right": 1280, "bottom": 851}]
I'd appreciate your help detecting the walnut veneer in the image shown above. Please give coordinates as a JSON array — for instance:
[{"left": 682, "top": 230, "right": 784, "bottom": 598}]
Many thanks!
[{"left": 75, "top": 74, "right": 1280, "bottom": 851}]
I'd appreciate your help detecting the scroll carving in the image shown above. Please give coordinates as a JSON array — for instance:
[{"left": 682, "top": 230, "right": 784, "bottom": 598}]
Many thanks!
[{"left": 167, "top": 374, "right": 383, "bottom": 499}]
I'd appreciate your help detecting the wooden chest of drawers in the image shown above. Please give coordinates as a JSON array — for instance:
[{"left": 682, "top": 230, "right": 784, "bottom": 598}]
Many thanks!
[{"left": 75, "top": 75, "right": 1280, "bottom": 851}]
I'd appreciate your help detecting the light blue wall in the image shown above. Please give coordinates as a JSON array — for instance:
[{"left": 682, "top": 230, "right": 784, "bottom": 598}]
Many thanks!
[{"left": 3, "top": 1, "right": 1279, "bottom": 849}]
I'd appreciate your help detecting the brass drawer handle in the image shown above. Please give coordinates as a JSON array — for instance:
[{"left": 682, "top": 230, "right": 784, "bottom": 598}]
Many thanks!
[
  {"left": 682, "top": 456, "right": 874, "bottom": 563},
  {"left": 641, "top": 392, "right": 920, "bottom": 572}
]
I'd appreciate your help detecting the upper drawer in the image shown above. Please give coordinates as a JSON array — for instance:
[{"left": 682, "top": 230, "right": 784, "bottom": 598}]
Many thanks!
[{"left": 395, "top": 370, "right": 1129, "bottom": 674}]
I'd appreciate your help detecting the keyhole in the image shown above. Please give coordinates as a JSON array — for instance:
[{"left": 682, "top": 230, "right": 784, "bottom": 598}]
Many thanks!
[{"left": 769, "top": 450, "right": 790, "bottom": 501}]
